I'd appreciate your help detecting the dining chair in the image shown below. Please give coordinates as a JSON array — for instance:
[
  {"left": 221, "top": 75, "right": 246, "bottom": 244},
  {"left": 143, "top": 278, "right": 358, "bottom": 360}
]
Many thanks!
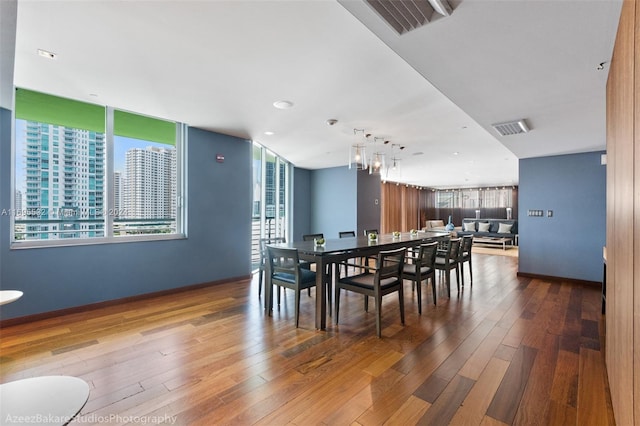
[
  {"left": 362, "top": 229, "right": 379, "bottom": 269},
  {"left": 402, "top": 241, "right": 438, "bottom": 313},
  {"left": 435, "top": 238, "right": 461, "bottom": 297},
  {"left": 337, "top": 231, "right": 357, "bottom": 277},
  {"left": 459, "top": 235, "right": 473, "bottom": 287},
  {"left": 335, "top": 247, "right": 406, "bottom": 337},
  {"left": 299, "top": 233, "right": 324, "bottom": 271},
  {"left": 265, "top": 246, "right": 316, "bottom": 327},
  {"left": 258, "top": 237, "right": 285, "bottom": 298}
]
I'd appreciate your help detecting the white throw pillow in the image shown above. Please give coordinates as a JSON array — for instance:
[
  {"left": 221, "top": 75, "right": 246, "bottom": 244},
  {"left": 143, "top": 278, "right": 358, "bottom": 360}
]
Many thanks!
[
  {"left": 478, "top": 222, "right": 491, "bottom": 232},
  {"left": 463, "top": 222, "right": 476, "bottom": 232},
  {"left": 498, "top": 222, "right": 513, "bottom": 233}
]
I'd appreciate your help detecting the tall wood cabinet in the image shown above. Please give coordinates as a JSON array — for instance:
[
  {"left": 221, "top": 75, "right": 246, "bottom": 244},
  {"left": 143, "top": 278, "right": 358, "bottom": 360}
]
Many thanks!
[{"left": 606, "top": 0, "right": 640, "bottom": 424}]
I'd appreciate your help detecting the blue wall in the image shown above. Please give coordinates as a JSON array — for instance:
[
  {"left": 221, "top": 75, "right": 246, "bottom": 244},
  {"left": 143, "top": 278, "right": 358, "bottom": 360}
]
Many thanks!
[
  {"left": 0, "top": 108, "right": 252, "bottom": 320},
  {"left": 310, "top": 166, "right": 357, "bottom": 239},
  {"left": 292, "top": 167, "right": 311, "bottom": 241},
  {"left": 518, "top": 151, "right": 606, "bottom": 282}
]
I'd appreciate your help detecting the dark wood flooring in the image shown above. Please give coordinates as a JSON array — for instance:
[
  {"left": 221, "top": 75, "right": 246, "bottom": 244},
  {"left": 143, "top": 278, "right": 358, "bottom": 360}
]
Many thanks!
[{"left": 0, "top": 253, "right": 615, "bottom": 425}]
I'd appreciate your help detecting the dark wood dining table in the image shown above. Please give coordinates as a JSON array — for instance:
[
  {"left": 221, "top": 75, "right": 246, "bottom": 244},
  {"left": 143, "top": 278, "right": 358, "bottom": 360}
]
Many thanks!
[{"left": 270, "top": 230, "right": 450, "bottom": 330}]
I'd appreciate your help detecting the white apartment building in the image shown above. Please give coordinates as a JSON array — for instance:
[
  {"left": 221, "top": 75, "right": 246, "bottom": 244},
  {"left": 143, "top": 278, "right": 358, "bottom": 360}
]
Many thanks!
[
  {"left": 21, "top": 121, "right": 105, "bottom": 239},
  {"left": 124, "top": 146, "right": 176, "bottom": 220}
]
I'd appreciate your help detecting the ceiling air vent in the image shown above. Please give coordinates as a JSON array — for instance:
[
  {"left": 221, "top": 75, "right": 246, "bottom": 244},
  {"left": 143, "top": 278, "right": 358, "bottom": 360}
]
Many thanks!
[
  {"left": 366, "top": 0, "right": 453, "bottom": 35},
  {"left": 491, "top": 119, "right": 530, "bottom": 136}
]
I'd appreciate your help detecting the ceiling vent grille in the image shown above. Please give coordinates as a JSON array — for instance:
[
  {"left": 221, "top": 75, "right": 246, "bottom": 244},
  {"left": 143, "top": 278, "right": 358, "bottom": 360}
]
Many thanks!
[
  {"left": 366, "top": 0, "right": 453, "bottom": 35},
  {"left": 491, "top": 119, "right": 530, "bottom": 136}
]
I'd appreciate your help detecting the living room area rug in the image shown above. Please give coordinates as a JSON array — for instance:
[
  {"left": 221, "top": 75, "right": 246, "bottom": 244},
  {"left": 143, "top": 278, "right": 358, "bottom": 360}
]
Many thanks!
[{"left": 472, "top": 245, "right": 519, "bottom": 257}]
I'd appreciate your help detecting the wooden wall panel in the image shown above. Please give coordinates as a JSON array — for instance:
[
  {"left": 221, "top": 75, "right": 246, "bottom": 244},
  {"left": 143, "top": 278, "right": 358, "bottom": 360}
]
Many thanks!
[
  {"left": 403, "top": 187, "right": 420, "bottom": 231},
  {"left": 381, "top": 183, "right": 402, "bottom": 233},
  {"left": 635, "top": 2, "right": 640, "bottom": 423},
  {"left": 606, "top": 0, "right": 637, "bottom": 424},
  {"left": 381, "top": 184, "right": 424, "bottom": 233}
]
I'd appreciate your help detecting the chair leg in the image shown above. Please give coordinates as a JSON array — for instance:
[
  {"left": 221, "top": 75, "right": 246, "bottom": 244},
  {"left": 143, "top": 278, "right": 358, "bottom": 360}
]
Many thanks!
[
  {"left": 415, "top": 276, "right": 422, "bottom": 314},
  {"left": 399, "top": 284, "right": 405, "bottom": 325},
  {"left": 364, "top": 295, "right": 369, "bottom": 312},
  {"left": 265, "top": 280, "right": 272, "bottom": 315},
  {"left": 294, "top": 288, "right": 301, "bottom": 328},
  {"left": 456, "top": 265, "right": 460, "bottom": 293},
  {"left": 469, "top": 258, "right": 473, "bottom": 286},
  {"left": 258, "top": 268, "right": 263, "bottom": 297},
  {"left": 335, "top": 287, "right": 341, "bottom": 324},
  {"left": 430, "top": 275, "right": 437, "bottom": 305},
  {"left": 460, "top": 262, "right": 465, "bottom": 288},
  {"left": 327, "top": 276, "right": 333, "bottom": 317},
  {"left": 375, "top": 293, "right": 382, "bottom": 338},
  {"left": 445, "top": 269, "right": 451, "bottom": 298}
]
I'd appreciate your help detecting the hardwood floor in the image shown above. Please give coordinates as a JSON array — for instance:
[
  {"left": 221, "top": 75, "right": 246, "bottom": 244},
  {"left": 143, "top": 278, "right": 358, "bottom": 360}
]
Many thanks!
[{"left": 0, "top": 254, "right": 615, "bottom": 425}]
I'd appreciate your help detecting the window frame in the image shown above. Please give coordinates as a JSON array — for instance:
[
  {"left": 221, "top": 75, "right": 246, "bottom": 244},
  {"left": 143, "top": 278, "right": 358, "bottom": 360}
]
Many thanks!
[{"left": 11, "top": 93, "right": 187, "bottom": 249}]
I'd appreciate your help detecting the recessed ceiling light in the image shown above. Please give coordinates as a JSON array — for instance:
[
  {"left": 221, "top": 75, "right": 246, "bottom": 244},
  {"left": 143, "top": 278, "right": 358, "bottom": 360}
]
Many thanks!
[
  {"left": 264, "top": 131, "right": 275, "bottom": 136},
  {"left": 412, "top": 152, "right": 424, "bottom": 156},
  {"left": 37, "top": 49, "right": 56, "bottom": 59},
  {"left": 89, "top": 93, "right": 98, "bottom": 97},
  {"left": 453, "top": 152, "right": 459, "bottom": 155},
  {"left": 273, "top": 100, "right": 294, "bottom": 109}
]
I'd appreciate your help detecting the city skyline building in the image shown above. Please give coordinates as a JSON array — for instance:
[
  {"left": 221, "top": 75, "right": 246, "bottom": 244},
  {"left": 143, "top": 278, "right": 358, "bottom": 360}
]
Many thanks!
[
  {"left": 113, "top": 171, "right": 123, "bottom": 218},
  {"left": 17, "top": 122, "right": 178, "bottom": 240},
  {"left": 20, "top": 121, "right": 105, "bottom": 239},
  {"left": 123, "top": 146, "right": 176, "bottom": 221}
]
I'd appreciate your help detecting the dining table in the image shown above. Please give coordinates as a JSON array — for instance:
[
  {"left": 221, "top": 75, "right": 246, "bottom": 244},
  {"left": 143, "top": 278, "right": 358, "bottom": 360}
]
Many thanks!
[{"left": 271, "top": 230, "right": 450, "bottom": 330}]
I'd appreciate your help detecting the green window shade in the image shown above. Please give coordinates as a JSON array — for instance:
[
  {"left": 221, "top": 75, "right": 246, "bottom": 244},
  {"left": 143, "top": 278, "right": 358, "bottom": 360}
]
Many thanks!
[
  {"left": 114, "top": 110, "right": 175, "bottom": 145},
  {"left": 15, "top": 88, "right": 105, "bottom": 133}
]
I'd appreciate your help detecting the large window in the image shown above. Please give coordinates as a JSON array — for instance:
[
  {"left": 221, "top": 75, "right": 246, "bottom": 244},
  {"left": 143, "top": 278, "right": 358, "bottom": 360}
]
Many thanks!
[
  {"left": 251, "top": 142, "right": 290, "bottom": 267},
  {"left": 436, "top": 187, "right": 513, "bottom": 209},
  {"left": 12, "top": 88, "right": 185, "bottom": 246}
]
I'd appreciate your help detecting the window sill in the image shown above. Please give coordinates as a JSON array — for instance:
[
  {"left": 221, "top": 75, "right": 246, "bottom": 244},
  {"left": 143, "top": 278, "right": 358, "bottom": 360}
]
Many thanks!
[{"left": 10, "top": 233, "right": 187, "bottom": 250}]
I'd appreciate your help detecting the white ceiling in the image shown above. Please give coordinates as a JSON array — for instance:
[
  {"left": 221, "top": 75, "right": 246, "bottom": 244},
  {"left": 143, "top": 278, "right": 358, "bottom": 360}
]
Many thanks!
[{"left": 4, "top": 0, "right": 622, "bottom": 188}]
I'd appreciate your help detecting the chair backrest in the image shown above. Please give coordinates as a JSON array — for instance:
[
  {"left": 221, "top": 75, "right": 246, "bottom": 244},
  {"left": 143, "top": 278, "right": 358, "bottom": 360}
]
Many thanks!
[
  {"left": 302, "top": 233, "right": 324, "bottom": 241},
  {"left": 266, "top": 246, "right": 300, "bottom": 277},
  {"left": 375, "top": 247, "right": 405, "bottom": 283},
  {"left": 460, "top": 235, "right": 473, "bottom": 259},
  {"left": 418, "top": 241, "right": 438, "bottom": 268},
  {"left": 260, "top": 237, "right": 286, "bottom": 260},
  {"left": 339, "top": 231, "right": 356, "bottom": 238},
  {"left": 449, "top": 238, "right": 462, "bottom": 261},
  {"left": 437, "top": 238, "right": 461, "bottom": 265},
  {"left": 363, "top": 229, "right": 379, "bottom": 236}
]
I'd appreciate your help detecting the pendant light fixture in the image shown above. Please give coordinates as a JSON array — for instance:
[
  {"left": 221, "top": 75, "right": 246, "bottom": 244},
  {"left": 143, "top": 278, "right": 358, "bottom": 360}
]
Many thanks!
[
  {"left": 368, "top": 137, "right": 385, "bottom": 174},
  {"left": 349, "top": 129, "right": 369, "bottom": 170}
]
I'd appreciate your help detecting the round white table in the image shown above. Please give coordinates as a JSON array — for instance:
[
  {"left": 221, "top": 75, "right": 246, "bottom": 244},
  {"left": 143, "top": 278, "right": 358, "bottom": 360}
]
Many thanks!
[
  {"left": 0, "top": 291, "right": 90, "bottom": 425},
  {"left": 0, "top": 376, "right": 90, "bottom": 425},
  {"left": 0, "top": 290, "right": 23, "bottom": 306}
]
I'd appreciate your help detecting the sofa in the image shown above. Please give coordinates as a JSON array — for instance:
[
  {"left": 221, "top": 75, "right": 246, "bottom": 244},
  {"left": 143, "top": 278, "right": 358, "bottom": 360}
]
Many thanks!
[
  {"left": 456, "top": 218, "right": 518, "bottom": 243},
  {"left": 422, "top": 220, "right": 446, "bottom": 231}
]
